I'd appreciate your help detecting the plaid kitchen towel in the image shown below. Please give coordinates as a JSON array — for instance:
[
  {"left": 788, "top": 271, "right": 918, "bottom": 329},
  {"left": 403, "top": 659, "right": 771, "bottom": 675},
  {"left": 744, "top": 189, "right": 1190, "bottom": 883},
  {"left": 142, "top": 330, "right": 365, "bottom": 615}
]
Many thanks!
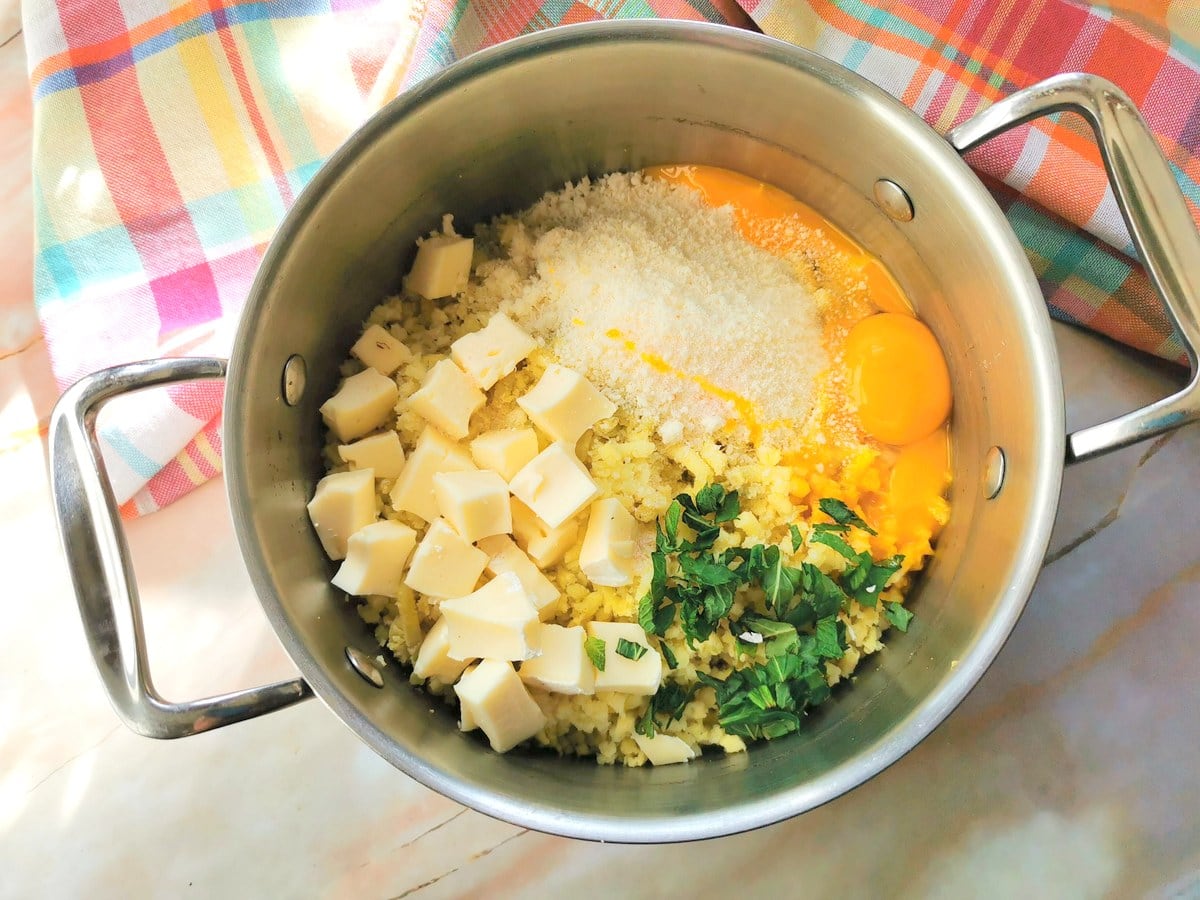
[{"left": 23, "top": 0, "right": 1200, "bottom": 516}]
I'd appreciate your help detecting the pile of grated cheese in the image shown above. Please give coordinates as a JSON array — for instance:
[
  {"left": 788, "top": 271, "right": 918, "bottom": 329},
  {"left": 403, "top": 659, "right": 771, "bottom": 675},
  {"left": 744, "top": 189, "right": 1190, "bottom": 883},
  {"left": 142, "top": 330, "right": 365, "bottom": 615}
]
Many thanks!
[{"left": 466, "top": 173, "right": 827, "bottom": 446}]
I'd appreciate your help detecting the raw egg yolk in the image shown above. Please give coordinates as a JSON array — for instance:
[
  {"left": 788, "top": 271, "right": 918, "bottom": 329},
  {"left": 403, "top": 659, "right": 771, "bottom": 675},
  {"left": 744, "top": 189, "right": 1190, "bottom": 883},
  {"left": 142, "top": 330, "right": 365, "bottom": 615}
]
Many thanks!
[
  {"left": 844, "top": 313, "right": 951, "bottom": 446},
  {"left": 889, "top": 427, "right": 950, "bottom": 518}
]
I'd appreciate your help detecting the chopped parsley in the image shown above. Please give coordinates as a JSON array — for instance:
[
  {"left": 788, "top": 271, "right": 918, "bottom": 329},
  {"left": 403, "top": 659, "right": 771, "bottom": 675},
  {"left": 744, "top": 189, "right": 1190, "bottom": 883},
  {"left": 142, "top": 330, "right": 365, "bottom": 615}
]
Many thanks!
[
  {"left": 659, "top": 640, "right": 679, "bottom": 670},
  {"left": 632, "top": 483, "right": 915, "bottom": 743},
  {"left": 884, "top": 602, "right": 914, "bottom": 633},
  {"left": 635, "top": 680, "right": 695, "bottom": 738},
  {"left": 615, "top": 638, "right": 649, "bottom": 661},
  {"left": 789, "top": 523, "right": 803, "bottom": 552},
  {"left": 697, "top": 630, "right": 833, "bottom": 741},
  {"left": 584, "top": 636, "right": 606, "bottom": 671},
  {"left": 819, "top": 498, "right": 876, "bottom": 535}
]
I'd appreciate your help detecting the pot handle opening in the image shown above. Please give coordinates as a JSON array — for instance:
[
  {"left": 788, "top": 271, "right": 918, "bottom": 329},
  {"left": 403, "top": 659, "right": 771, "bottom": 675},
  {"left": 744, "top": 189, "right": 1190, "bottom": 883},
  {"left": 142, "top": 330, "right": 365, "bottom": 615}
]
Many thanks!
[
  {"left": 947, "top": 73, "right": 1200, "bottom": 463},
  {"left": 49, "top": 357, "right": 312, "bottom": 739}
]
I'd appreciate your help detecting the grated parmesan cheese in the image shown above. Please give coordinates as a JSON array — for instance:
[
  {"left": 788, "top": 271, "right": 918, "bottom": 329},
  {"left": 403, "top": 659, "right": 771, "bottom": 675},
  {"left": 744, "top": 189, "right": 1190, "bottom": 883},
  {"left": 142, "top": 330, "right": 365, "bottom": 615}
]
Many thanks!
[{"left": 465, "top": 174, "right": 827, "bottom": 446}]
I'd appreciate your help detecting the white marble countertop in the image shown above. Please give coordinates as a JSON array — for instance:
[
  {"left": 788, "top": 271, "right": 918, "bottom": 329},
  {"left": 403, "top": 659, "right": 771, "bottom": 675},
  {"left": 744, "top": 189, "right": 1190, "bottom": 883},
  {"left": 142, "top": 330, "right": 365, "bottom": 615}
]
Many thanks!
[{"left": 4, "top": 318, "right": 1198, "bottom": 898}]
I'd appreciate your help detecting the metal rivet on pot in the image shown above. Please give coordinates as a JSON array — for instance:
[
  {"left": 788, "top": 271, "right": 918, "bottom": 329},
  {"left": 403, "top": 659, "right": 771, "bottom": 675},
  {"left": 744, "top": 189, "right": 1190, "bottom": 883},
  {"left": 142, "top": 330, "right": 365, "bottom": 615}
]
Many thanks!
[
  {"left": 873, "top": 179, "right": 914, "bottom": 222},
  {"left": 282, "top": 354, "right": 306, "bottom": 406},
  {"left": 345, "top": 646, "right": 384, "bottom": 688},
  {"left": 984, "top": 446, "right": 1006, "bottom": 499}
]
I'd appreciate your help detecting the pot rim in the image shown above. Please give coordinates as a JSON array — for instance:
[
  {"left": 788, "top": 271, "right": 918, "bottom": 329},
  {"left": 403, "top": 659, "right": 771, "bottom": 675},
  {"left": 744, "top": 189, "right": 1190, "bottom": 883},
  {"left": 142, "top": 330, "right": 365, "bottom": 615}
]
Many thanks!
[{"left": 224, "top": 19, "right": 1064, "bottom": 842}]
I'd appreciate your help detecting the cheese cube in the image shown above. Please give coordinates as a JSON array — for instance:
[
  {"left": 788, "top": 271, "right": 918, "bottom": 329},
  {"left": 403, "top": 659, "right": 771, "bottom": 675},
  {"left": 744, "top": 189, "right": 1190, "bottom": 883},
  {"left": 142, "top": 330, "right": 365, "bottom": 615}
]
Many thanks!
[
  {"left": 517, "top": 365, "right": 616, "bottom": 445},
  {"left": 338, "top": 431, "right": 406, "bottom": 479},
  {"left": 519, "top": 624, "right": 594, "bottom": 695},
  {"left": 579, "top": 498, "right": 638, "bottom": 587},
  {"left": 469, "top": 428, "right": 539, "bottom": 481},
  {"left": 458, "top": 665, "right": 479, "bottom": 732},
  {"left": 389, "top": 426, "right": 475, "bottom": 522},
  {"left": 407, "top": 359, "right": 484, "bottom": 441},
  {"left": 403, "top": 518, "right": 488, "bottom": 598},
  {"left": 454, "top": 659, "right": 547, "bottom": 753},
  {"left": 405, "top": 234, "right": 474, "bottom": 300},
  {"left": 331, "top": 520, "right": 417, "bottom": 597},
  {"left": 413, "top": 617, "right": 471, "bottom": 684},
  {"left": 633, "top": 732, "right": 697, "bottom": 766},
  {"left": 508, "top": 442, "right": 599, "bottom": 529},
  {"left": 586, "top": 622, "right": 662, "bottom": 695},
  {"left": 320, "top": 368, "right": 399, "bottom": 442},
  {"left": 477, "top": 535, "right": 560, "bottom": 616},
  {"left": 351, "top": 324, "right": 410, "bottom": 375},
  {"left": 307, "top": 468, "right": 377, "bottom": 560},
  {"left": 451, "top": 313, "right": 537, "bottom": 390},
  {"left": 440, "top": 573, "right": 541, "bottom": 662},
  {"left": 432, "top": 470, "right": 512, "bottom": 543},
  {"left": 510, "top": 498, "right": 579, "bottom": 569}
]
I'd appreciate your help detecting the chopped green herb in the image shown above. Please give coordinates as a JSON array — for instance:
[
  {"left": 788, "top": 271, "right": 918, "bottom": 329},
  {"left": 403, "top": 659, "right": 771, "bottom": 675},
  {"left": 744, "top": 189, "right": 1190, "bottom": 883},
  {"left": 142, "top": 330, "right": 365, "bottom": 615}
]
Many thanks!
[
  {"left": 811, "top": 521, "right": 849, "bottom": 536},
  {"left": 814, "top": 615, "right": 844, "bottom": 659},
  {"left": 638, "top": 553, "right": 675, "bottom": 635},
  {"left": 640, "top": 488, "right": 910, "bottom": 688},
  {"left": 737, "top": 612, "right": 797, "bottom": 640},
  {"left": 636, "top": 681, "right": 695, "bottom": 738},
  {"left": 615, "top": 638, "right": 649, "bottom": 661},
  {"left": 760, "top": 545, "right": 804, "bottom": 614},
  {"left": 809, "top": 528, "right": 858, "bottom": 561},
  {"left": 782, "top": 563, "right": 845, "bottom": 628},
  {"left": 697, "top": 631, "right": 830, "bottom": 740},
  {"left": 584, "top": 636, "right": 606, "bottom": 671},
  {"left": 714, "top": 490, "right": 741, "bottom": 524},
  {"left": 659, "top": 500, "right": 683, "bottom": 552},
  {"left": 678, "top": 553, "right": 742, "bottom": 586},
  {"left": 819, "top": 498, "right": 877, "bottom": 535},
  {"left": 852, "top": 555, "right": 903, "bottom": 608},
  {"left": 884, "top": 602, "right": 914, "bottom": 633},
  {"left": 659, "top": 640, "right": 679, "bottom": 670},
  {"left": 694, "top": 483, "right": 739, "bottom": 522}
]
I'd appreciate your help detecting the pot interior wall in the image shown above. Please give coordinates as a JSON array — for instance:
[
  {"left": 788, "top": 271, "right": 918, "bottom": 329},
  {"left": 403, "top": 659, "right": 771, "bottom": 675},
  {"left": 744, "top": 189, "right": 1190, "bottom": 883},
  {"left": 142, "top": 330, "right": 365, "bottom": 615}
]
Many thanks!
[{"left": 225, "top": 24, "right": 1063, "bottom": 840}]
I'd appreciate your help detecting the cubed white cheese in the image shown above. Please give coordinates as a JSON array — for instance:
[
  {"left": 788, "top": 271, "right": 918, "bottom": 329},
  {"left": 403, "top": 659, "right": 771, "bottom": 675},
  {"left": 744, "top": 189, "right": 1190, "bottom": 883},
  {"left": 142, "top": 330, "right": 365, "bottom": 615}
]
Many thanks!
[
  {"left": 403, "top": 518, "right": 488, "bottom": 598},
  {"left": 405, "top": 234, "right": 474, "bottom": 300},
  {"left": 454, "top": 658, "right": 546, "bottom": 752},
  {"left": 389, "top": 426, "right": 475, "bottom": 523},
  {"left": 477, "top": 534, "right": 560, "bottom": 617},
  {"left": 585, "top": 622, "right": 662, "bottom": 695},
  {"left": 319, "top": 368, "right": 399, "bottom": 442},
  {"left": 469, "top": 428, "right": 539, "bottom": 481},
  {"left": 508, "top": 442, "right": 599, "bottom": 529},
  {"left": 337, "top": 431, "right": 406, "bottom": 479},
  {"left": 413, "top": 617, "right": 471, "bottom": 684},
  {"left": 450, "top": 313, "right": 537, "bottom": 390},
  {"left": 519, "top": 624, "right": 594, "bottom": 695},
  {"left": 432, "top": 470, "right": 512, "bottom": 543},
  {"left": 331, "top": 520, "right": 417, "bottom": 597},
  {"left": 579, "top": 497, "right": 638, "bottom": 587},
  {"left": 407, "top": 359, "right": 484, "bottom": 441},
  {"left": 510, "top": 498, "right": 579, "bottom": 569},
  {"left": 350, "top": 324, "right": 411, "bottom": 375},
  {"left": 633, "top": 732, "right": 697, "bottom": 766},
  {"left": 517, "top": 364, "right": 616, "bottom": 445},
  {"left": 440, "top": 573, "right": 541, "bottom": 662},
  {"left": 307, "top": 468, "right": 377, "bottom": 560}
]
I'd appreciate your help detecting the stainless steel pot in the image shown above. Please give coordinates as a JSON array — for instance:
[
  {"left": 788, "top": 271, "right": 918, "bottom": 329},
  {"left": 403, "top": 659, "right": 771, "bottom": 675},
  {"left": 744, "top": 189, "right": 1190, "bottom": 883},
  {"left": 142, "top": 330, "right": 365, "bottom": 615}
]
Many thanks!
[{"left": 50, "top": 22, "right": 1200, "bottom": 842}]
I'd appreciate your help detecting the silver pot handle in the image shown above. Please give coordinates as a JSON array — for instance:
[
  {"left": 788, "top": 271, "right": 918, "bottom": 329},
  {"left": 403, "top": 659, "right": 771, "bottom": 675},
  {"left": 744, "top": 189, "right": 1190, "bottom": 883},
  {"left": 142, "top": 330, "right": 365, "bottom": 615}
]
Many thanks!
[
  {"left": 947, "top": 72, "right": 1200, "bottom": 463},
  {"left": 50, "top": 357, "right": 312, "bottom": 739}
]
